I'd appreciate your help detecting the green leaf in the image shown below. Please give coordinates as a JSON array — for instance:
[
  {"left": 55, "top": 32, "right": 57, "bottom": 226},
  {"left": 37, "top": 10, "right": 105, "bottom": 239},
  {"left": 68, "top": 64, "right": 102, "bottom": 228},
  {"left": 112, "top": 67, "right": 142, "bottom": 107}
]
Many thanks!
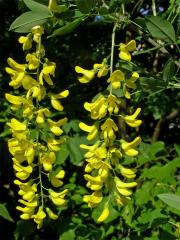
[
  {"left": 140, "top": 77, "right": 167, "bottom": 92},
  {"left": 49, "top": 17, "right": 84, "bottom": 38},
  {"left": 121, "top": 201, "right": 134, "bottom": 226},
  {"left": 174, "top": 144, "right": 180, "bottom": 157},
  {"left": 55, "top": 143, "right": 69, "bottom": 165},
  {"left": 135, "top": 181, "right": 155, "bottom": 206},
  {"left": 60, "top": 229, "right": 76, "bottom": 240},
  {"left": 146, "top": 16, "right": 176, "bottom": 43},
  {"left": 14, "top": 220, "right": 36, "bottom": 239},
  {"left": 137, "top": 209, "right": 167, "bottom": 227},
  {"left": 0, "top": 129, "right": 11, "bottom": 138},
  {"left": 135, "top": 17, "right": 146, "bottom": 29},
  {"left": 158, "top": 193, "right": 180, "bottom": 210},
  {"left": 76, "top": 0, "right": 95, "bottom": 13},
  {"left": 0, "top": 203, "right": 14, "bottom": 222},
  {"left": 138, "top": 141, "right": 165, "bottom": 165},
  {"left": 23, "top": 0, "right": 51, "bottom": 14},
  {"left": 9, "top": 11, "right": 51, "bottom": 33},
  {"left": 163, "top": 58, "right": 176, "bottom": 83},
  {"left": 29, "top": 129, "right": 39, "bottom": 141},
  {"left": 63, "top": 119, "right": 81, "bottom": 134},
  {"left": 67, "top": 135, "right": 85, "bottom": 165},
  {"left": 71, "top": 194, "right": 83, "bottom": 204},
  {"left": 111, "top": 88, "right": 123, "bottom": 98},
  {"left": 141, "top": 157, "right": 180, "bottom": 184}
]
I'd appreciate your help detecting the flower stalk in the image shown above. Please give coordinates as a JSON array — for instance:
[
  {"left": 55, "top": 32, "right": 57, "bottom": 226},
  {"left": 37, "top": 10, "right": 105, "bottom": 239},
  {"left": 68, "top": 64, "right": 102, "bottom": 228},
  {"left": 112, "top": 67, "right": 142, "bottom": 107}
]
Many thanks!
[
  {"left": 76, "top": 35, "right": 142, "bottom": 222},
  {"left": 6, "top": 25, "right": 69, "bottom": 229}
]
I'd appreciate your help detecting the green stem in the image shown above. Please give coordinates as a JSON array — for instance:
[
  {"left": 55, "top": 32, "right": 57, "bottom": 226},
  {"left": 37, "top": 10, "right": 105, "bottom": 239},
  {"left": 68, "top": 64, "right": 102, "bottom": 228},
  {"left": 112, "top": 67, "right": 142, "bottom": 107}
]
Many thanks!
[
  {"left": 152, "top": 0, "right": 157, "bottom": 16},
  {"left": 36, "top": 35, "right": 45, "bottom": 208},
  {"left": 121, "top": 3, "right": 125, "bottom": 15},
  {"left": 36, "top": 36, "right": 42, "bottom": 79},
  {"left": 110, "top": 23, "right": 118, "bottom": 94},
  {"left": 39, "top": 164, "right": 44, "bottom": 208},
  {"left": 110, "top": 23, "right": 117, "bottom": 75},
  {"left": 171, "top": 7, "right": 179, "bottom": 24}
]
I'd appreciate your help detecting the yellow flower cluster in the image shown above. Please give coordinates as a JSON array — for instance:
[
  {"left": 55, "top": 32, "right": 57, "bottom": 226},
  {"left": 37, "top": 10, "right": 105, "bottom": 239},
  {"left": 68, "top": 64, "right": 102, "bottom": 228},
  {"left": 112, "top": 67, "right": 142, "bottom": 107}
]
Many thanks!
[
  {"left": 76, "top": 40, "right": 142, "bottom": 222},
  {"left": 6, "top": 26, "right": 68, "bottom": 229}
]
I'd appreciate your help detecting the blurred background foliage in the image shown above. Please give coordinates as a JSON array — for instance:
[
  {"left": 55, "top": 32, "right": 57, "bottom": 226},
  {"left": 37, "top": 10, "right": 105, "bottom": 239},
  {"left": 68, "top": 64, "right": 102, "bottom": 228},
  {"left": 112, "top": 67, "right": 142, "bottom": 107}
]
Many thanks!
[{"left": 0, "top": 0, "right": 180, "bottom": 239}]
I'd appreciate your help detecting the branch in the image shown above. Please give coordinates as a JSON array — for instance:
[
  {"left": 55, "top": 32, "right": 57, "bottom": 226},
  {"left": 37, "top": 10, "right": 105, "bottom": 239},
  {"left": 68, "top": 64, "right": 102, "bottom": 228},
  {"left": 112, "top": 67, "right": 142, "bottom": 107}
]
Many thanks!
[
  {"left": 152, "top": 109, "right": 180, "bottom": 142},
  {"left": 130, "top": 24, "right": 180, "bottom": 68}
]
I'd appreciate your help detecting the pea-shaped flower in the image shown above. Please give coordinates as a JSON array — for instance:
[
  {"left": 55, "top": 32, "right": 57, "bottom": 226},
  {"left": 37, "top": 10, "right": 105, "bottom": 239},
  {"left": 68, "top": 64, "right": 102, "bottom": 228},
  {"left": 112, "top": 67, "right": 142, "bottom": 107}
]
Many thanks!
[{"left": 119, "top": 40, "right": 136, "bottom": 61}]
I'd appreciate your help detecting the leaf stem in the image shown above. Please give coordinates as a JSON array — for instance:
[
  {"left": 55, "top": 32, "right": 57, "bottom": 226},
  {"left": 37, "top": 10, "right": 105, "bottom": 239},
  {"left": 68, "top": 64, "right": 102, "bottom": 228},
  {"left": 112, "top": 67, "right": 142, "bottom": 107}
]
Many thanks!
[
  {"left": 110, "top": 23, "right": 118, "bottom": 76},
  {"left": 152, "top": 0, "right": 157, "bottom": 16}
]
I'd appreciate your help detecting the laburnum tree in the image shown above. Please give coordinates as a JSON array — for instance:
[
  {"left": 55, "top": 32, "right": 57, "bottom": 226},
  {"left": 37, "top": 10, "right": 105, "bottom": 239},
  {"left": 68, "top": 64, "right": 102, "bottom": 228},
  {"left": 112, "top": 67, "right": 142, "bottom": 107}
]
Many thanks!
[{"left": 0, "top": 0, "right": 179, "bottom": 239}]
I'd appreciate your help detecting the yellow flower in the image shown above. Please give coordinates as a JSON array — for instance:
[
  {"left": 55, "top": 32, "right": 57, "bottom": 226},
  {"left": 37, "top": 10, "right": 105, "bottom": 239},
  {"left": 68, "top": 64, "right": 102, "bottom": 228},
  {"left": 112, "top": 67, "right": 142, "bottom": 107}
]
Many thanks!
[
  {"left": 75, "top": 66, "right": 95, "bottom": 83},
  {"left": 107, "top": 95, "right": 120, "bottom": 114},
  {"left": 123, "top": 72, "right": 139, "bottom": 99},
  {"left": 97, "top": 204, "right": 110, "bottom": 223},
  {"left": 18, "top": 33, "right": 32, "bottom": 50},
  {"left": 114, "top": 192, "right": 130, "bottom": 206},
  {"left": 100, "top": 118, "right": 118, "bottom": 144},
  {"left": 23, "top": 75, "right": 38, "bottom": 91},
  {"left": 84, "top": 95, "right": 107, "bottom": 120},
  {"left": 79, "top": 122, "right": 98, "bottom": 140},
  {"left": 7, "top": 57, "right": 25, "bottom": 71},
  {"left": 93, "top": 59, "right": 109, "bottom": 78},
  {"left": 80, "top": 142, "right": 100, "bottom": 151},
  {"left": 107, "top": 70, "right": 124, "bottom": 89},
  {"left": 124, "top": 108, "right": 142, "bottom": 127},
  {"left": 6, "top": 57, "right": 38, "bottom": 90},
  {"left": 5, "top": 58, "right": 26, "bottom": 88},
  {"left": 13, "top": 161, "right": 33, "bottom": 181},
  {"left": 50, "top": 169, "right": 65, "bottom": 187},
  {"left": 33, "top": 207, "right": 46, "bottom": 229},
  {"left": 16, "top": 205, "right": 35, "bottom": 215},
  {"left": 8, "top": 139, "right": 21, "bottom": 156},
  {"left": 8, "top": 136, "right": 35, "bottom": 164},
  {"left": 32, "top": 25, "right": 44, "bottom": 43},
  {"left": 22, "top": 98, "right": 34, "bottom": 119},
  {"left": 36, "top": 108, "right": 50, "bottom": 124},
  {"left": 27, "top": 85, "right": 46, "bottom": 101},
  {"left": 40, "top": 151, "right": 56, "bottom": 171},
  {"left": 81, "top": 144, "right": 107, "bottom": 171},
  {"left": 82, "top": 144, "right": 109, "bottom": 174},
  {"left": 126, "top": 72, "right": 139, "bottom": 89},
  {"left": 47, "top": 138, "right": 64, "bottom": 152},
  {"left": 49, "top": 189, "right": 68, "bottom": 206},
  {"left": 85, "top": 144, "right": 107, "bottom": 159},
  {"left": 98, "top": 164, "right": 109, "bottom": 181},
  {"left": 50, "top": 90, "right": 69, "bottom": 111},
  {"left": 83, "top": 191, "right": 102, "bottom": 208},
  {"left": 48, "top": 117, "right": 67, "bottom": 136},
  {"left": 5, "top": 93, "right": 23, "bottom": 107},
  {"left": 17, "top": 181, "right": 37, "bottom": 201},
  {"left": 114, "top": 177, "right": 137, "bottom": 196},
  {"left": 24, "top": 142, "right": 35, "bottom": 164},
  {"left": 39, "top": 62, "right": 56, "bottom": 85},
  {"left": 119, "top": 40, "right": 136, "bottom": 61},
  {"left": 26, "top": 53, "right": 39, "bottom": 70},
  {"left": 17, "top": 198, "right": 38, "bottom": 218},
  {"left": 84, "top": 174, "right": 103, "bottom": 191},
  {"left": 18, "top": 197, "right": 38, "bottom": 207},
  {"left": 118, "top": 165, "right": 136, "bottom": 178},
  {"left": 7, "top": 118, "right": 26, "bottom": 132},
  {"left": 46, "top": 207, "right": 58, "bottom": 220},
  {"left": 121, "top": 136, "right": 141, "bottom": 157},
  {"left": 48, "top": 0, "right": 59, "bottom": 12}
]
